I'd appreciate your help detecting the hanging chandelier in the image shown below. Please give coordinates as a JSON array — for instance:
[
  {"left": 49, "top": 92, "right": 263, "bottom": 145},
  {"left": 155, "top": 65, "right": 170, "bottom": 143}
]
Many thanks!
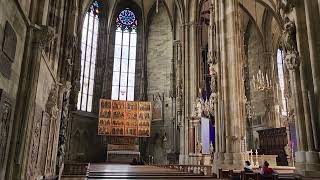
[{"left": 251, "top": 66, "right": 272, "bottom": 91}]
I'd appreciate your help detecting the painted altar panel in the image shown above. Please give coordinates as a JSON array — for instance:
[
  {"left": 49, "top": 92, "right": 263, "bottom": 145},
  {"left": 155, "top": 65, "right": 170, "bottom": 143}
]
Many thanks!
[{"left": 98, "top": 99, "right": 151, "bottom": 137}]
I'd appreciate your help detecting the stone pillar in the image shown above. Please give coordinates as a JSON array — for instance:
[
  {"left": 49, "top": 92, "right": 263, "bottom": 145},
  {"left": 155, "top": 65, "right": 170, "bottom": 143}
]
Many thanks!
[
  {"left": 280, "top": 0, "right": 320, "bottom": 175},
  {"left": 299, "top": 0, "right": 320, "bottom": 174},
  {"left": 213, "top": 0, "right": 244, "bottom": 169},
  {"left": 303, "top": 0, "right": 320, "bottom": 152},
  {"left": 177, "top": 24, "right": 188, "bottom": 164}
]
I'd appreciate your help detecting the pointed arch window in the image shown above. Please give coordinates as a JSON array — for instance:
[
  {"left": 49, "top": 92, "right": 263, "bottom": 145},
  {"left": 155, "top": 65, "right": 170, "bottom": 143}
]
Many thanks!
[
  {"left": 77, "top": 1, "right": 101, "bottom": 112},
  {"left": 277, "top": 49, "right": 287, "bottom": 116},
  {"left": 111, "top": 9, "right": 137, "bottom": 101}
]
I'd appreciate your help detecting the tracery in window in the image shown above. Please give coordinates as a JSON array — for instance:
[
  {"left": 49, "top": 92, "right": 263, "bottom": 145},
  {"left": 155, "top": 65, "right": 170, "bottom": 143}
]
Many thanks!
[
  {"left": 277, "top": 49, "right": 287, "bottom": 116},
  {"left": 111, "top": 9, "right": 137, "bottom": 101},
  {"left": 77, "top": 0, "right": 101, "bottom": 112}
]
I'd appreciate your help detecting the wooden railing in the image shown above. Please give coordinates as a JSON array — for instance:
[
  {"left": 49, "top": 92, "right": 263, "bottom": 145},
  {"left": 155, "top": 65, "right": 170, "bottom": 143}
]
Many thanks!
[
  {"left": 155, "top": 164, "right": 214, "bottom": 177},
  {"left": 62, "top": 163, "right": 89, "bottom": 176}
]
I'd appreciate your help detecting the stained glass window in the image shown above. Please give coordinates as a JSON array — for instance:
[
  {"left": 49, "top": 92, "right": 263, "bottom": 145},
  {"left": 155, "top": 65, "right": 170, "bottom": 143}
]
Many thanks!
[
  {"left": 116, "top": 9, "right": 137, "bottom": 31},
  {"left": 277, "top": 49, "right": 287, "bottom": 116},
  {"left": 77, "top": 0, "right": 100, "bottom": 112},
  {"left": 112, "top": 9, "right": 137, "bottom": 101}
]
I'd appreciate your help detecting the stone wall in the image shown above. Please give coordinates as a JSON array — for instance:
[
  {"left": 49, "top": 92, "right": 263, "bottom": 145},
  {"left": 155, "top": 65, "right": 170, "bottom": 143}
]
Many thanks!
[
  {"left": 146, "top": 4, "right": 174, "bottom": 164},
  {"left": 0, "top": 0, "right": 27, "bottom": 179},
  {"left": 26, "top": 58, "right": 57, "bottom": 179},
  {"left": 67, "top": 112, "right": 105, "bottom": 162}
]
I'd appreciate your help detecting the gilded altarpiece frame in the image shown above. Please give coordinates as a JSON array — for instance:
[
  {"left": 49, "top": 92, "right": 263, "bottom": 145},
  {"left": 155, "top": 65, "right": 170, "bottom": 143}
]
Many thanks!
[{"left": 98, "top": 99, "right": 151, "bottom": 137}]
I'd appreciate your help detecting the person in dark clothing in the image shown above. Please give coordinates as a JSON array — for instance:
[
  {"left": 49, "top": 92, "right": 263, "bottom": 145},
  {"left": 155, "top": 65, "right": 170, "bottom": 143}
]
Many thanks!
[{"left": 244, "top": 161, "right": 253, "bottom": 172}]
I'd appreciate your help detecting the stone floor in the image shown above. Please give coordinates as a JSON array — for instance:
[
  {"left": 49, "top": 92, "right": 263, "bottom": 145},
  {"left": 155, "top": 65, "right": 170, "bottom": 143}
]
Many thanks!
[
  {"left": 62, "top": 163, "right": 299, "bottom": 180},
  {"left": 86, "top": 164, "right": 217, "bottom": 179}
]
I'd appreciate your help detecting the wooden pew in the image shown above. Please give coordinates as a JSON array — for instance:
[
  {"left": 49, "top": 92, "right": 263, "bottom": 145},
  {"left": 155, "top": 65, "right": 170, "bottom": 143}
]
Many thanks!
[
  {"left": 241, "top": 171, "right": 258, "bottom": 180},
  {"left": 219, "top": 169, "right": 282, "bottom": 180},
  {"left": 257, "top": 173, "right": 278, "bottom": 180},
  {"left": 218, "top": 168, "right": 232, "bottom": 178}
]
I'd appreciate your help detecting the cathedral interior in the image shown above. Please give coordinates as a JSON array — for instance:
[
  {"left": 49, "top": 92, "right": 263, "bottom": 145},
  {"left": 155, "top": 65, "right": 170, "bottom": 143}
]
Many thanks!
[{"left": 0, "top": 0, "right": 320, "bottom": 179}]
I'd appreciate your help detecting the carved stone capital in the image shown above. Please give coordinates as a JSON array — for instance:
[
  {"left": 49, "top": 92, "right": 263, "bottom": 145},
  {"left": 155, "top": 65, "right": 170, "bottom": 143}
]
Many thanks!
[
  {"left": 33, "top": 25, "right": 56, "bottom": 49},
  {"left": 278, "top": 0, "right": 296, "bottom": 15},
  {"left": 285, "top": 53, "right": 300, "bottom": 70}
]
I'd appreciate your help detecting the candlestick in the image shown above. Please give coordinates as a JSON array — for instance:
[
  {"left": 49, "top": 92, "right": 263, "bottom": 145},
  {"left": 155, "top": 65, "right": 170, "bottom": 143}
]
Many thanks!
[{"left": 255, "top": 149, "right": 259, "bottom": 167}]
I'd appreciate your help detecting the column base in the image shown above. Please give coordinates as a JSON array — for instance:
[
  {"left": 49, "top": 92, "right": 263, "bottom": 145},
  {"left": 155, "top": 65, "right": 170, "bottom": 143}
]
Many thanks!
[
  {"left": 305, "top": 151, "right": 320, "bottom": 171},
  {"left": 212, "top": 152, "right": 245, "bottom": 175},
  {"left": 224, "top": 153, "right": 233, "bottom": 165},
  {"left": 232, "top": 152, "right": 243, "bottom": 166},
  {"left": 295, "top": 170, "right": 320, "bottom": 179},
  {"left": 179, "top": 154, "right": 188, "bottom": 164},
  {"left": 214, "top": 152, "right": 225, "bottom": 163},
  {"left": 212, "top": 152, "right": 225, "bottom": 175},
  {"left": 295, "top": 151, "right": 320, "bottom": 178}
]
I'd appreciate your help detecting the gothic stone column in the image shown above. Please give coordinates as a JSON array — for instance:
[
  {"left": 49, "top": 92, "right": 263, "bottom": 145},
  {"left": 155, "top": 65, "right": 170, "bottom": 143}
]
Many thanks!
[{"left": 215, "top": 0, "right": 244, "bottom": 169}]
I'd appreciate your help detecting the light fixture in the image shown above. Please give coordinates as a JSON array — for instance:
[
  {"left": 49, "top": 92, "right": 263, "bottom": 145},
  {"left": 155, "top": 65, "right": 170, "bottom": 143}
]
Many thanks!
[
  {"left": 251, "top": 66, "right": 272, "bottom": 91},
  {"left": 156, "top": 0, "right": 159, "bottom": 13}
]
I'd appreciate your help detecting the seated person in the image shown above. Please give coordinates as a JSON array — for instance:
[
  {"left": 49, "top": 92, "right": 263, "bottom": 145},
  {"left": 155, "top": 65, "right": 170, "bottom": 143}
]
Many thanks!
[
  {"left": 244, "top": 161, "right": 253, "bottom": 172},
  {"left": 260, "top": 161, "right": 277, "bottom": 175}
]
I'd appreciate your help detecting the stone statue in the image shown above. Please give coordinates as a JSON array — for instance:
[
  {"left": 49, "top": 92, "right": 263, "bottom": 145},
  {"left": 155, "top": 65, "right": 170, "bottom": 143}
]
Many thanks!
[
  {"left": 282, "top": 17, "right": 298, "bottom": 55},
  {"left": 196, "top": 142, "right": 202, "bottom": 154},
  {"left": 209, "top": 65, "right": 217, "bottom": 93},
  {"left": 284, "top": 143, "right": 291, "bottom": 156},
  {"left": 57, "top": 84, "right": 72, "bottom": 170},
  {"left": 193, "top": 97, "right": 202, "bottom": 117},
  {"left": 281, "top": 17, "right": 300, "bottom": 70},
  {"left": 278, "top": 0, "right": 296, "bottom": 15},
  {"left": 176, "top": 80, "right": 184, "bottom": 111},
  {"left": 209, "top": 141, "right": 214, "bottom": 154},
  {"left": 46, "top": 84, "right": 59, "bottom": 117}
]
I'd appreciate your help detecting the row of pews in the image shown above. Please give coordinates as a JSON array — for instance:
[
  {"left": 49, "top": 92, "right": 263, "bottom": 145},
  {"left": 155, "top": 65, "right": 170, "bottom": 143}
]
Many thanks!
[
  {"left": 60, "top": 163, "right": 298, "bottom": 180},
  {"left": 218, "top": 169, "right": 299, "bottom": 180}
]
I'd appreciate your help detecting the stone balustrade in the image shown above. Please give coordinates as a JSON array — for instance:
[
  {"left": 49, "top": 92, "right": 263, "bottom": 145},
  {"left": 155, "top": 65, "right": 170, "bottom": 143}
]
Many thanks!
[
  {"left": 62, "top": 163, "right": 89, "bottom": 176},
  {"left": 155, "top": 164, "right": 214, "bottom": 176}
]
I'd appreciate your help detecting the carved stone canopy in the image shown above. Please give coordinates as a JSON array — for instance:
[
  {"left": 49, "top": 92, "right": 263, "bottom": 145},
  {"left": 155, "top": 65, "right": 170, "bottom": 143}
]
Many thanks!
[
  {"left": 208, "top": 51, "right": 217, "bottom": 65},
  {"left": 192, "top": 97, "right": 203, "bottom": 117}
]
